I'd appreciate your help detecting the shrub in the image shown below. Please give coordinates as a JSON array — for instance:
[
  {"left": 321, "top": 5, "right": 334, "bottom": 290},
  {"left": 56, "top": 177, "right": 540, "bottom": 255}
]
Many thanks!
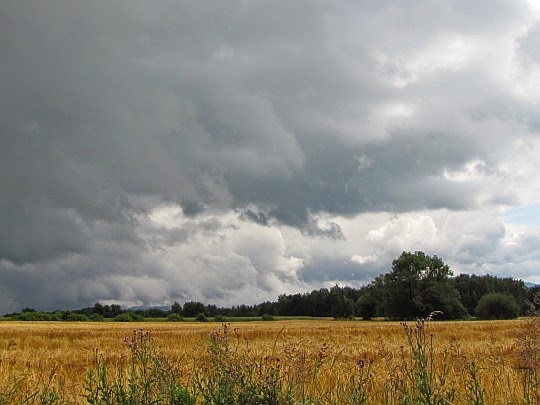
[
  {"left": 114, "top": 313, "right": 132, "bottom": 322},
  {"left": 16, "top": 311, "right": 51, "bottom": 321},
  {"left": 114, "top": 312, "right": 144, "bottom": 322},
  {"left": 214, "top": 314, "right": 225, "bottom": 322},
  {"left": 195, "top": 313, "right": 208, "bottom": 322},
  {"left": 167, "top": 313, "right": 184, "bottom": 322},
  {"left": 64, "top": 312, "right": 90, "bottom": 322},
  {"left": 261, "top": 313, "right": 274, "bottom": 321},
  {"left": 89, "top": 313, "right": 104, "bottom": 322},
  {"left": 475, "top": 292, "right": 520, "bottom": 320},
  {"left": 51, "top": 311, "right": 63, "bottom": 321}
]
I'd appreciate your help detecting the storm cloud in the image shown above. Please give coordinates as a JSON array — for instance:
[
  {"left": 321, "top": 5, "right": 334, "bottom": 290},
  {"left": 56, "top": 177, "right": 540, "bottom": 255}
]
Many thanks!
[{"left": 1, "top": 1, "right": 539, "bottom": 312}]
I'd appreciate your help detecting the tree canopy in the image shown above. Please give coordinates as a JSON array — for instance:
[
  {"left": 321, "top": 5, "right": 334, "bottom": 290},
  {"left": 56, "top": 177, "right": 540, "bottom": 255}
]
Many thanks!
[{"left": 380, "top": 251, "right": 466, "bottom": 320}]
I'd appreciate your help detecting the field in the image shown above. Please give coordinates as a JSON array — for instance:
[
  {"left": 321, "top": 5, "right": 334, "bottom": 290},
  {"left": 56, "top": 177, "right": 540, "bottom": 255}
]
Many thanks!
[{"left": 0, "top": 318, "right": 538, "bottom": 404}]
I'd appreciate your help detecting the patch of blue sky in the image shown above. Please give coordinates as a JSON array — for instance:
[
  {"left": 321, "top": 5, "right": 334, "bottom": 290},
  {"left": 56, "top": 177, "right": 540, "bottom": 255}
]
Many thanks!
[{"left": 502, "top": 204, "right": 540, "bottom": 227}]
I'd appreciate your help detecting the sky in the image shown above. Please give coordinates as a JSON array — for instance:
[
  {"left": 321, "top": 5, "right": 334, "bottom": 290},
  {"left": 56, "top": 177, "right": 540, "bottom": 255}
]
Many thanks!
[{"left": 1, "top": 1, "right": 540, "bottom": 313}]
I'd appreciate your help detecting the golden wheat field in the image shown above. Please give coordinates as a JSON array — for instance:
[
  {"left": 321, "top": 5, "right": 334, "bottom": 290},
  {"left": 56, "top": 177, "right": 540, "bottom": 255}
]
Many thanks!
[{"left": 0, "top": 319, "right": 538, "bottom": 404}]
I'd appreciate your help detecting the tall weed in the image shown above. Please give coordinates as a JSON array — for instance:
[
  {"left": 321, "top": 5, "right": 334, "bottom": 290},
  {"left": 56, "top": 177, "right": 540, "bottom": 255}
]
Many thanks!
[
  {"left": 515, "top": 317, "right": 539, "bottom": 405},
  {"left": 398, "top": 312, "right": 455, "bottom": 404},
  {"left": 84, "top": 329, "right": 195, "bottom": 404},
  {"left": 195, "top": 323, "right": 292, "bottom": 405}
]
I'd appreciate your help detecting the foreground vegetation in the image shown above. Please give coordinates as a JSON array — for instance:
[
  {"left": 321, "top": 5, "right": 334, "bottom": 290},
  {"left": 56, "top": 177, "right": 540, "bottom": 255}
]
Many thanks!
[{"left": 0, "top": 317, "right": 538, "bottom": 404}]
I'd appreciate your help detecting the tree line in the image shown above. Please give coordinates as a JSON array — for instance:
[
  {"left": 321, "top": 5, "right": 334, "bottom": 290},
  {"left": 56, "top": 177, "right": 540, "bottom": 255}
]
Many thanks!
[{"left": 5, "top": 251, "right": 539, "bottom": 321}]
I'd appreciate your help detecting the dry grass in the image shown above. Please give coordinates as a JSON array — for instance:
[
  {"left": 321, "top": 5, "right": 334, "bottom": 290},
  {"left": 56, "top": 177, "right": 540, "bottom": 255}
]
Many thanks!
[{"left": 0, "top": 318, "right": 537, "bottom": 404}]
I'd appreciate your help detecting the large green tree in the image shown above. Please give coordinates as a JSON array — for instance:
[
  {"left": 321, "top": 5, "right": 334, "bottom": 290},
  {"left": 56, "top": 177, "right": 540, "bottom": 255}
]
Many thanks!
[
  {"left": 171, "top": 301, "right": 183, "bottom": 315},
  {"left": 383, "top": 251, "right": 467, "bottom": 320},
  {"left": 182, "top": 301, "right": 206, "bottom": 317}
]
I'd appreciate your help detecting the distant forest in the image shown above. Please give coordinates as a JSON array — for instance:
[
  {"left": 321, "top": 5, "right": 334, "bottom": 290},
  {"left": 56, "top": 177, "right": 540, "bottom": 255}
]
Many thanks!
[{"left": 6, "top": 251, "right": 540, "bottom": 322}]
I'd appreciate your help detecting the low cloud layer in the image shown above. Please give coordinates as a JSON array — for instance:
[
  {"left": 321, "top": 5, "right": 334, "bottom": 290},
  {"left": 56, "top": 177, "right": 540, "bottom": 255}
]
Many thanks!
[{"left": 1, "top": 1, "right": 539, "bottom": 312}]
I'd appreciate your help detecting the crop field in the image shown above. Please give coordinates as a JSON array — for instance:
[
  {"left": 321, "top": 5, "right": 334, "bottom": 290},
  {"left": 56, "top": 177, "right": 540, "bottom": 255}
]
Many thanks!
[{"left": 0, "top": 318, "right": 538, "bottom": 404}]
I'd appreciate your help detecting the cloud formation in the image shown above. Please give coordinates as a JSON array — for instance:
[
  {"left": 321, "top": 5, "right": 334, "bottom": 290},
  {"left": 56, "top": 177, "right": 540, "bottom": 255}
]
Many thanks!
[{"left": 1, "top": 1, "right": 539, "bottom": 312}]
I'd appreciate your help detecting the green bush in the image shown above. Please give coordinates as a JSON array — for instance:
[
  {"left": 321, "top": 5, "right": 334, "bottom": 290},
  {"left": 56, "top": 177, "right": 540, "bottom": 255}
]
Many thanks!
[
  {"left": 214, "top": 314, "right": 225, "bottom": 322},
  {"left": 475, "top": 292, "right": 520, "bottom": 320},
  {"left": 64, "top": 312, "right": 90, "bottom": 322},
  {"left": 114, "top": 312, "right": 144, "bottom": 322},
  {"left": 195, "top": 313, "right": 208, "bottom": 322},
  {"left": 15, "top": 311, "right": 52, "bottom": 321},
  {"left": 51, "top": 311, "right": 63, "bottom": 321},
  {"left": 167, "top": 313, "right": 184, "bottom": 322},
  {"left": 89, "top": 313, "right": 104, "bottom": 322},
  {"left": 261, "top": 313, "right": 274, "bottom": 321}
]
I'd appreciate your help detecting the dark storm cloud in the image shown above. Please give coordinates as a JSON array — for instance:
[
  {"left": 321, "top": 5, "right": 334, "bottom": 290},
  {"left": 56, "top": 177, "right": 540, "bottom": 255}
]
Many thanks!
[
  {"left": 229, "top": 129, "right": 481, "bottom": 227},
  {"left": 180, "top": 200, "right": 205, "bottom": 217},
  {"left": 0, "top": 1, "right": 539, "bottom": 311},
  {"left": 240, "top": 210, "right": 269, "bottom": 226}
]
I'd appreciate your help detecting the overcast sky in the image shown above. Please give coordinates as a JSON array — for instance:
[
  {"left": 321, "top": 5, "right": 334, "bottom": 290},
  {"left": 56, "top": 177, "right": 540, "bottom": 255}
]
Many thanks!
[{"left": 1, "top": 1, "right": 540, "bottom": 312}]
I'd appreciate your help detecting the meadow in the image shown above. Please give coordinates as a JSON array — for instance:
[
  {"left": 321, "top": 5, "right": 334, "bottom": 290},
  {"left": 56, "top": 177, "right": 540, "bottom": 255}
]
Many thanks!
[{"left": 0, "top": 318, "right": 538, "bottom": 404}]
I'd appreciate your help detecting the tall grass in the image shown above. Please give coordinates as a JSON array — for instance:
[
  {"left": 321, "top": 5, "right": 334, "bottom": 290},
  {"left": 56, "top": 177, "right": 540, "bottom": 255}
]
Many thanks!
[
  {"left": 398, "top": 315, "right": 456, "bottom": 403},
  {"left": 0, "top": 318, "right": 538, "bottom": 404},
  {"left": 84, "top": 329, "right": 195, "bottom": 404},
  {"left": 515, "top": 317, "right": 539, "bottom": 404}
]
